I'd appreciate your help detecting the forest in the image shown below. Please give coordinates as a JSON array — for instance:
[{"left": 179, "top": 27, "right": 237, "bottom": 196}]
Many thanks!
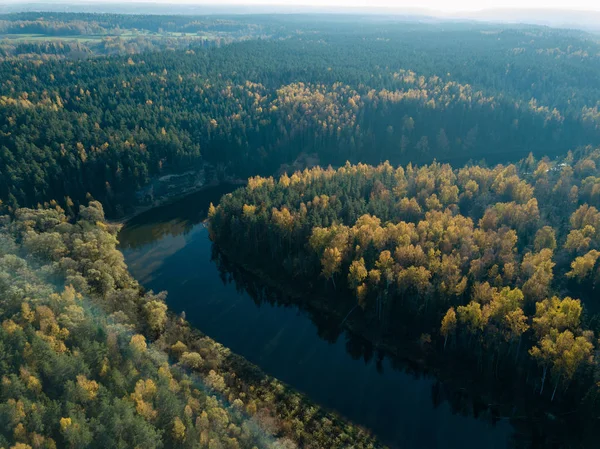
[
  {"left": 1, "top": 14, "right": 600, "bottom": 216},
  {"left": 0, "top": 201, "right": 382, "bottom": 449},
  {"left": 209, "top": 148, "right": 600, "bottom": 443},
  {"left": 0, "top": 12, "right": 276, "bottom": 58},
  {"left": 2, "top": 10, "right": 600, "bottom": 449}
]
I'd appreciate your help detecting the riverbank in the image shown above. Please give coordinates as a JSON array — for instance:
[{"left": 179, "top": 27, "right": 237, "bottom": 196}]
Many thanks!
[
  {"left": 111, "top": 201, "right": 389, "bottom": 449},
  {"left": 116, "top": 185, "right": 596, "bottom": 448},
  {"left": 120, "top": 210, "right": 511, "bottom": 449},
  {"left": 156, "top": 301, "right": 387, "bottom": 449},
  {"left": 111, "top": 177, "right": 246, "bottom": 226},
  {"left": 209, "top": 241, "right": 594, "bottom": 448},
  {"left": 112, "top": 153, "right": 323, "bottom": 225}
]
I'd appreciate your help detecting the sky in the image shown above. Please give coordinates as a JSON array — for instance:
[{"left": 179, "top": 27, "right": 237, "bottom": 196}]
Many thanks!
[{"left": 114, "top": 0, "right": 600, "bottom": 13}]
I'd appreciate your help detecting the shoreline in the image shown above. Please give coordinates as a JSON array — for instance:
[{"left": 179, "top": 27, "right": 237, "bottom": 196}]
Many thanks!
[
  {"left": 109, "top": 177, "right": 246, "bottom": 226},
  {"left": 210, "top": 239, "right": 581, "bottom": 434}
]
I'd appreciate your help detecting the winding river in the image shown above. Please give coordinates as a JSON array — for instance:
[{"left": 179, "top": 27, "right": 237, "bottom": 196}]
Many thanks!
[{"left": 118, "top": 184, "right": 514, "bottom": 449}]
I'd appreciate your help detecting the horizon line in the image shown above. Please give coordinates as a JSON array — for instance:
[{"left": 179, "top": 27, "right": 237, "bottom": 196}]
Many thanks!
[{"left": 5, "top": 1, "right": 600, "bottom": 14}]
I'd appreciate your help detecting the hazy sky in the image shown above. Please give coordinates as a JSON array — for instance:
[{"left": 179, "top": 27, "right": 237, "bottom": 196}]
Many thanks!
[{"left": 128, "top": 0, "right": 600, "bottom": 12}]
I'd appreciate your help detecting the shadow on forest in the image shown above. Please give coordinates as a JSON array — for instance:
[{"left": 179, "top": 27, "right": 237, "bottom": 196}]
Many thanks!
[
  {"left": 117, "top": 183, "right": 600, "bottom": 449},
  {"left": 210, "top": 243, "right": 600, "bottom": 449}
]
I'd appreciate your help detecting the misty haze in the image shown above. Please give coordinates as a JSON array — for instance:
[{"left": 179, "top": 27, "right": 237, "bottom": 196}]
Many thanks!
[{"left": 1, "top": 2, "right": 600, "bottom": 449}]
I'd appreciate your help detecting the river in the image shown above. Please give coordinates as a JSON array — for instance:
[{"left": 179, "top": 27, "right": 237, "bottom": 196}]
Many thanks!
[{"left": 118, "top": 184, "right": 514, "bottom": 449}]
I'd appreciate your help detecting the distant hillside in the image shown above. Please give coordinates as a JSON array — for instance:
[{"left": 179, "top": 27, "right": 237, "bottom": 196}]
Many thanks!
[
  {"left": 2, "top": 2, "right": 600, "bottom": 33},
  {"left": 463, "top": 8, "right": 600, "bottom": 33}
]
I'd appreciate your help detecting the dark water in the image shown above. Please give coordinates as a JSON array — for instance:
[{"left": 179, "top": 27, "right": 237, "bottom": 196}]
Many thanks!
[{"left": 118, "top": 184, "right": 513, "bottom": 449}]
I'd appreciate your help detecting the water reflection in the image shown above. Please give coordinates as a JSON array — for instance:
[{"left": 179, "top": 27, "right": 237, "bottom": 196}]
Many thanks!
[
  {"left": 210, "top": 245, "right": 513, "bottom": 431},
  {"left": 118, "top": 183, "right": 238, "bottom": 250},
  {"left": 118, "top": 185, "right": 517, "bottom": 449}
]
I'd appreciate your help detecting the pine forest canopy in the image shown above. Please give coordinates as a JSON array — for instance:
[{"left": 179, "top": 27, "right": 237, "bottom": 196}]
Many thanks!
[
  {"left": 1, "top": 13, "right": 600, "bottom": 216},
  {"left": 3, "top": 10, "right": 600, "bottom": 449}
]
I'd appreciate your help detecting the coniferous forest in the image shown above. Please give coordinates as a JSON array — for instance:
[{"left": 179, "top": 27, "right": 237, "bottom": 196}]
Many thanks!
[
  {"left": 3, "top": 9, "right": 600, "bottom": 449},
  {"left": 2, "top": 14, "right": 600, "bottom": 216}
]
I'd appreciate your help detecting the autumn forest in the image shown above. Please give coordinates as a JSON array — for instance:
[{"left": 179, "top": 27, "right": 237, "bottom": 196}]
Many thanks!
[{"left": 2, "top": 8, "right": 600, "bottom": 449}]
